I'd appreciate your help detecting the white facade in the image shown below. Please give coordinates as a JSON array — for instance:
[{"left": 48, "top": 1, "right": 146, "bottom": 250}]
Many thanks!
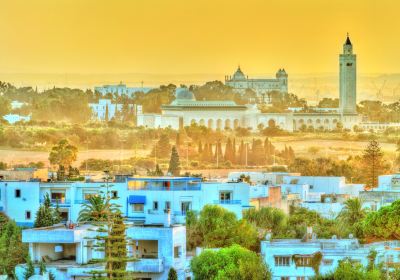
[
  {"left": 0, "top": 177, "right": 252, "bottom": 227},
  {"left": 89, "top": 99, "right": 135, "bottom": 121},
  {"left": 360, "top": 174, "right": 400, "bottom": 211},
  {"left": 225, "top": 67, "right": 288, "bottom": 100},
  {"left": 94, "top": 83, "right": 152, "bottom": 97},
  {"left": 3, "top": 114, "right": 31, "bottom": 124},
  {"left": 339, "top": 35, "right": 357, "bottom": 114},
  {"left": 262, "top": 236, "right": 400, "bottom": 280},
  {"left": 15, "top": 223, "right": 188, "bottom": 280},
  {"left": 136, "top": 87, "right": 363, "bottom": 132}
]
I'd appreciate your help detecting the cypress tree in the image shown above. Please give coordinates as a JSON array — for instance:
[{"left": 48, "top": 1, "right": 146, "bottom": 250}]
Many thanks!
[
  {"left": 363, "top": 139, "right": 384, "bottom": 188},
  {"left": 168, "top": 146, "right": 181, "bottom": 176},
  {"left": 24, "top": 256, "right": 35, "bottom": 280},
  {"left": 176, "top": 132, "right": 181, "bottom": 147},
  {"left": 232, "top": 138, "right": 237, "bottom": 163},
  {"left": 208, "top": 143, "right": 214, "bottom": 162},
  {"left": 105, "top": 104, "right": 109, "bottom": 122},
  {"left": 150, "top": 134, "right": 171, "bottom": 158},
  {"left": 34, "top": 193, "right": 61, "bottom": 228},
  {"left": 198, "top": 140, "right": 203, "bottom": 154},
  {"left": 168, "top": 267, "right": 178, "bottom": 280}
]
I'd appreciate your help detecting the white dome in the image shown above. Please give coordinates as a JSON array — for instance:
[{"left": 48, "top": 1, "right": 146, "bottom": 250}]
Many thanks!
[
  {"left": 175, "top": 87, "right": 195, "bottom": 101},
  {"left": 232, "top": 67, "right": 246, "bottom": 80}
]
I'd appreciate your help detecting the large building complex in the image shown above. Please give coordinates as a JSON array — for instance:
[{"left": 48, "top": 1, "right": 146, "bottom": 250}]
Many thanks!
[
  {"left": 137, "top": 36, "right": 362, "bottom": 132},
  {"left": 224, "top": 67, "right": 288, "bottom": 99},
  {"left": 94, "top": 82, "right": 153, "bottom": 98}
]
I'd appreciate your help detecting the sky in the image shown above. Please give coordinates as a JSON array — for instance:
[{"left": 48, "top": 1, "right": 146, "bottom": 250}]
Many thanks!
[{"left": 0, "top": 0, "right": 400, "bottom": 80}]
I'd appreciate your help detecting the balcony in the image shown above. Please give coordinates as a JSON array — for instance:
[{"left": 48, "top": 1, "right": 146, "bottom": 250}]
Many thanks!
[
  {"left": 127, "top": 258, "right": 164, "bottom": 273},
  {"left": 213, "top": 200, "right": 242, "bottom": 205},
  {"left": 40, "top": 198, "right": 71, "bottom": 207},
  {"left": 74, "top": 199, "right": 89, "bottom": 204}
]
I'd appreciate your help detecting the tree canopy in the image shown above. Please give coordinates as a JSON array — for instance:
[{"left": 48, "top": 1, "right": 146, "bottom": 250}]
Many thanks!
[{"left": 191, "top": 244, "right": 271, "bottom": 280}]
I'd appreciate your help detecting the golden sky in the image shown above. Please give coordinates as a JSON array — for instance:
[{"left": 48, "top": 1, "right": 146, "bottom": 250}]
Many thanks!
[{"left": 0, "top": 0, "right": 399, "bottom": 76}]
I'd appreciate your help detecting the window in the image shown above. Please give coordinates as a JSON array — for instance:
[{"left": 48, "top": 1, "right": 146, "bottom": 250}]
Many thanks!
[
  {"left": 15, "top": 189, "right": 21, "bottom": 198},
  {"left": 347, "top": 63, "right": 353, "bottom": 66},
  {"left": 220, "top": 191, "right": 232, "bottom": 201},
  {"left": 296, "top": 257, "right": 312, "bottom": 266},
  {"left": 274, "top": 256, "right": 290, "bottom": 266},
  {"left": 174, "top": 246, "right": 182, "bottom": 258},
  {"left": 132, "top": 204, "right": 144, "bottom": 212},
  {"left": 111, "top": 191, "right": 118, "bottom": 199},
  {"left": 165, "top": 201, "right": 171, "bottom": 210},
  {"left": 181, "top": 202, "right": 191, "bottom": 214},
  {"left": 25, "top": 211, "right": 31, "bottom": 220},
  {"left": 84, "top": 192, "right": 97, "bottom": 200},
  {"left": 153, "top": 201, "right": 158, "bottom": 211}
]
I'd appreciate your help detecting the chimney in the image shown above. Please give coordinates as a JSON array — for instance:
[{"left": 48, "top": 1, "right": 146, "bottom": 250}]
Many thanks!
[{"left": 164, "top": 209, "right": 171, "bottom": 227}]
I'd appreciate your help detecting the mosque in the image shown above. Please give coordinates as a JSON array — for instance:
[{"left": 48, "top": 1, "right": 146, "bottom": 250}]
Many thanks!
[{"left": 137, "top": 36, "right": 361, "bottom": 132}]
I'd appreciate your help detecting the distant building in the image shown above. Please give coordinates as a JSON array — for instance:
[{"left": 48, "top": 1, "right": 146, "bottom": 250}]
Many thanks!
[
  {"left": 262, "top": 232, "right": 400, "bottom": 279},
  {"left": 0, "top": 168, "right": 48, "bottom": 182},
  {"left": 94, "top": 82, "right": 153, "bottom": 98},
  {"left": 10, "top": 100, "right": 26, "bottom": 110},
  {"left": 89, "top": 99, "right": 136, "bottom": 121},
  {"left": 225, "top": 67, "right": 288, "bottom": 102},
  {"left": 3, "top": 114, "right": 31, "bottom": 124}
]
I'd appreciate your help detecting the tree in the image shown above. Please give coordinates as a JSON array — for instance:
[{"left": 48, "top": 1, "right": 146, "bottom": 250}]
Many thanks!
[
  {"left": 0, "top": 96, "right": 11, "bottom": 117},
  {"left": 81, "top": 176, "right": 135, "bottom": 279},
  {"left": 34, "top": 193, "right": 62, "bottom": 228},
  {"left": 48, "top": 139, "right": 78, "bottom": 170},
  {"left": 105, "top": 103, "right": 109, "bottom": 122},
  {"left": 167, "top": 267, "right": 178, "bottom": 280},
  {"left": 24, "top": 256, "right": 35, "bottom": 280},
  {"left": 78, "top": 194, "right": 119, "bottom": 222},
  {"left": 363, "top": 200, "right": 400, "bottom": 240},
  {"left": 168, "top": 146, "right": 181, "bottom": 176},
  {"left": 0, "top": 220, "right": 28, "bottom": 276},
  {"left": 191, "top": 244, "right": 271, "bottom": 280},
  {"left": 189, "top": 205, "right": 258, "bottom": 250},
  {"left": 150, "top": 134, "right": 171, "bottom": 159},
  {"left": 243, "top": 207, "right": 287, "bottom": 236},
  {"left": 337, "top": 198, "right": 367, "bottom": 237},
  {"left": 362, "top": 140, "right": 384, "bottom": 188}
]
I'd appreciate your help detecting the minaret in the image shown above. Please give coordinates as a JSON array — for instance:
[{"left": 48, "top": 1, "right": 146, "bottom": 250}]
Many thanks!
[{"left": 339, "top": 34, "right": 357, "bottom": 114}]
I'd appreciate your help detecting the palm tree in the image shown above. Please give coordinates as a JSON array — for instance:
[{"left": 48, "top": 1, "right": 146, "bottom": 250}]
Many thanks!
[
  {"left": 78, "top": 195, "right": 118, "bottom": 222},
  {"left": 337, "top": 198, "right": 367, "bottom": 228}
]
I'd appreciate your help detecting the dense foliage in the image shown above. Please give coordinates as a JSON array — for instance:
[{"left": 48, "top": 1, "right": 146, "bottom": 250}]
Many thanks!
[
  {"left": 186, "top": 205, "right": 258, "bottom": 251},
  {"left": 34, "top": 193, "right": 62, "bottom": 228},
  {"left": 191, "top": 244, "right": 271, "bottom": 280}
]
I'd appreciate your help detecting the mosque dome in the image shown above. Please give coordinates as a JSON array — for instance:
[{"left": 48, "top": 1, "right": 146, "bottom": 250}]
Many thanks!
[
  {"left": 232, "top": 66, "right": 246, "bottom": 81},
  {"left": 175, "top": 87, "right": 196, "bottom": 101}
]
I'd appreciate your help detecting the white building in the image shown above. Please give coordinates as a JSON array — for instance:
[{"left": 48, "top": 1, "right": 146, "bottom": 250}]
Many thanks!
[
  {"left": 89, "top": 99, "right": 136, "bottom": 121},
  {"left": 15, "top": 222, "right": 188, "bottom": 280},
  {"left": 225, "top": 67, "right": 288, "bottom": 101},
  {"left": 261, "top": 233, "right": 400, "bottom": 280},
  {"left": 0, "top": 176, "right": 252, "bottom": 227},
  {"left": 94, "top": 82, "right": 152, "bottom": 98},
  {"left": 137, "top": 36, "right": 364, "bottom": 132},
  {"left": 11, "top": 100, "right": 27, "bottom": 110},
  {"left": 360, "top": 174, "right": 400, "bottom": 211},
  {"left": 3, "top": 114, "right": 31, "bottom": 124}
]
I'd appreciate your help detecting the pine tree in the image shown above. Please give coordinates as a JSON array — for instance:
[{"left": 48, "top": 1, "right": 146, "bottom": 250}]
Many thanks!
[
  {"left": 214, "top": 141, "right": 223, "bottom": 161},
  {"left": 83, "top": 174, "right": 135, "bottom": 279},
  {"left": 34, "top": 193, "right": 61, "bottom": 228},
  {"left": 168, "top": 146, "right": 181, "bottom": 176},
  {"left": 363, "top": 139, "right": 384, "bottom": 188},
  {"left": 154, "top": 164, "right": 164, "bottom": 176},
  {"left": 168, "top": 267, "right": 178, "bottom": 280},
  {"left": 24, "top": 256, "right": 34, "bottom": 280},
  {"left": 107, "top": 213, "right": 128, "bottom": 279},
  {"left": 238, "top": 141, "right": 246, "bottom": 165},
  {"left": 150, "top": 134, "right": 171, "bottom": 158}
]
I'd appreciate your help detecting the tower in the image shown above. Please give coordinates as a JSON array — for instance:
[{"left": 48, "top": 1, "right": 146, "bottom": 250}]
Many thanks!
[{"left": 339, "top": 34, "right": 357, "bottom": 114}]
